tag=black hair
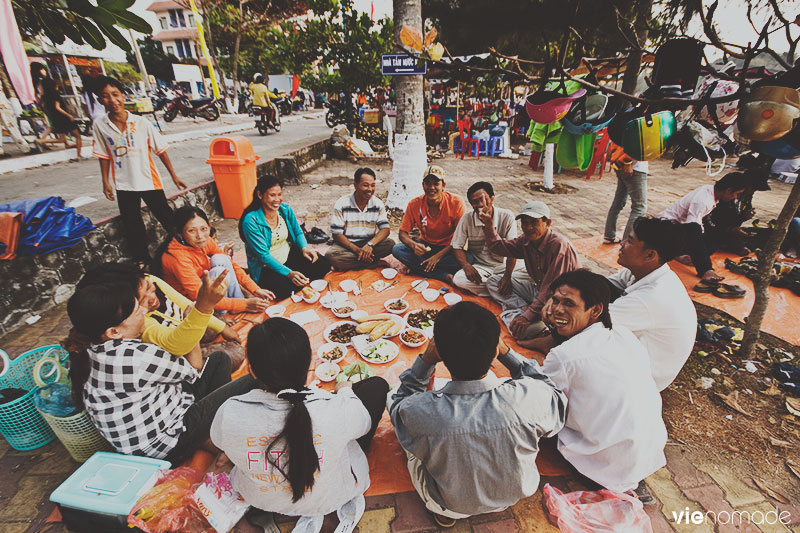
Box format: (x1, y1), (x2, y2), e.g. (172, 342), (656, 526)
(247, 318), (318, 502)
(63, 284), (137, 407)
(354, 167), (376, 185)
(632, 217), (686, 264)
(255, 75), (265, 84)
(93, 76), (126, 96)
(434, 301), (500, 380)
(77, 262), (145, 292)
(238, 175), (283, 241)
(466, 181), (494, 201)
(714, 171), (749, 193)
(549, 269), (613, 329)
(30, 63), (47, 86)
(151, 204), (206, 275)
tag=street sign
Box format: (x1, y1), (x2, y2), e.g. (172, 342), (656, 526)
(381, 54), (427, 76)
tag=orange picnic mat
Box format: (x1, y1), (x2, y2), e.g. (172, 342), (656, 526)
(226, 269), (574, 496)
(572, 236), (800, 346)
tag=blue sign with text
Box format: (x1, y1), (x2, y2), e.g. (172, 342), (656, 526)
(381, 54), (427, 75)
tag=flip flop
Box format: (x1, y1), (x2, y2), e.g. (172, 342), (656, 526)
(693, 279), (720, 292)
(603, 237), (621, 245)
(713, 284), (746, 298)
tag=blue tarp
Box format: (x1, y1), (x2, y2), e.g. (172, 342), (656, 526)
(0, 197), (95, 256)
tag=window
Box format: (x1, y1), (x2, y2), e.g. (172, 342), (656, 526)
(175, 39), (193, 58)
(187, 14), (195, 27)
(166, 45), (175, 56)
(168, 9), (185, 28)
(159, 17), (168, 30)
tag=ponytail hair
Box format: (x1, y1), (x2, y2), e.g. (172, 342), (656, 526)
(238, 175), (283, 241)
(150, 204), (206, 276)
(64, 283), (137, 407)
(247, 318), (317, 502)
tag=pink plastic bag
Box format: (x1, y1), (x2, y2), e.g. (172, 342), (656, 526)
(128, 467), (214, 533)
(542, 483), (653, 533)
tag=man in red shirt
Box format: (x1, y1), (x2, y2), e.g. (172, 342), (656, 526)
(392, 166), (467, 282)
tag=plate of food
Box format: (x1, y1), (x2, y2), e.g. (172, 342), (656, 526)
(405, 309), (439, 334)
(336, 362), (376, 383)
(323, 321), (359, 345)
(320, 291), (347, 309)
(315, 361), (340, 382)
(331, 302), (356, 318)
(384, 298), (409, 314)
(399, 327), (428, 348)
(317, 342), (347, 363)
(300, 286), (320, 303)
(354, 313), (404, 340)
(352, 335), (400, 364)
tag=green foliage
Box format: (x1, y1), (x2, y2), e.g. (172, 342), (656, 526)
(104, 61), (142, 85)
(12, 0), (152, 52)
(126, 37), (178, 84)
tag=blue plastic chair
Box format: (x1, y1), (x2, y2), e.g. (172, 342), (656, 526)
(488, 135), (504, 156)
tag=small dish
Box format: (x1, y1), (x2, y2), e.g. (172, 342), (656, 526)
(339, 279), (357, 293)
(421, 288), (439, 302)
(265, 305), (286, 317)
(399, 327), (428, 348)
(302, 290), (320, 304)
(332, 301), (356, 318)
(317, 342), (347, 363)
(350, 309), (368, 322)
(320, 291), (347, 309)
(315, 361), (340, 382)
(290, 292), (303, 303)
(384, 298), (409, 314)
(443, 293), (462, 306)
(381, 268), (398, 279)
(310, 279), (328, 292)
(411, 280), (429, 293)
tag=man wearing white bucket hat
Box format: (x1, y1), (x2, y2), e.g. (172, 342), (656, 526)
(479, 200), (580, 341)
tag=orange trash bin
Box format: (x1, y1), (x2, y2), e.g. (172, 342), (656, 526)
(206, 136), (260, 219)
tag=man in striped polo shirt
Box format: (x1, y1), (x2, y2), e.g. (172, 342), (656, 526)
(325, 167), (395, 271)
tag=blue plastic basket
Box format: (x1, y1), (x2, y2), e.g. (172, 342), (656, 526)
(0, 345), (63, 450)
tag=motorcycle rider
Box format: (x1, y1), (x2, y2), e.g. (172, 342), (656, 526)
(249, 74), (278, 127)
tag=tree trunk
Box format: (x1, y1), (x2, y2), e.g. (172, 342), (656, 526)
(387, 0), (426, 210)
(0, 61), (17, 99)
(739, 178), (800, 357)
(232, 2), (243, 98)
(621, 0), (653, 95)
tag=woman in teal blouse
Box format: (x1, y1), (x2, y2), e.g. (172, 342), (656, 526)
(239, 175), (331, 300)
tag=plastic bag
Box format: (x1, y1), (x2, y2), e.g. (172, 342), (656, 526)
(128, 467), (215, 533)
(33, 382), (77, 417)
(193, 472), (249, 533)
(542, 483), (653, 533)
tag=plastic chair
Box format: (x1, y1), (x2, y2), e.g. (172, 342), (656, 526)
(457, 119), (480, 159)
(585, 129), (611, 179)
(489, 135), (504, 156)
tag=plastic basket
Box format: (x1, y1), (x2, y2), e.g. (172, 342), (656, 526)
(0, 346), (61, 450)
(38, 408), (112, 462)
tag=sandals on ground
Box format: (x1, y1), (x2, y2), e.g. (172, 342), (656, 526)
(602, 237), (621, 245)
(693, 279), (720, 293)
(713, 283), (746, 299)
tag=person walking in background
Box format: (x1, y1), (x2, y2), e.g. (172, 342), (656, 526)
(603, 147), (648, 244)
(91, 76), (187, 265)
(30, 62), (82, 159)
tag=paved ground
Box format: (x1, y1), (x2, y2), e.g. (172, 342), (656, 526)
(1, 148), (799, 532)
(0, 112), (329, 222)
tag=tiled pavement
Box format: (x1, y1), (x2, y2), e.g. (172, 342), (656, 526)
(1, 151), (799, 532)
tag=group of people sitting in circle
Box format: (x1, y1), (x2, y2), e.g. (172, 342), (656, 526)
(63, 161), (735, 530)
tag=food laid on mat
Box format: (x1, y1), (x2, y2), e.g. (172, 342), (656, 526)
(331, 302), (356, 318)
(370, 280), (391, 292)
(324, 321), (359, 345)
(354, 314), (403, 340)
(265, 304), (286, 317)
(406, 309), (439, 330)
(411, 279), (429, 292)
(384, 298), (409, 314)
(352, 335), (400, 364)
(315, 361), (340, 382)
(317, 343), (347, 363)
(400, 328), (428, 348)
(337, 362), (376, 383)
(320, 291), (347, 308)
(310, 279), (328, 292)
(301, 286), (319, 303)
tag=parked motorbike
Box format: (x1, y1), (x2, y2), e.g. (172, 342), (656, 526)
(324, 100), (360, 128)
(238, 91), (253, 115)
(254, 103), (281, 135)
(272, 92), (293, 116)
(163, 92), (220, 122)
(151, 88), (175, 112)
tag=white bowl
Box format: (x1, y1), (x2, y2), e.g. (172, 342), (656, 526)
(315, 362), (340, 382)
(381, 268), (398, 279)
(331, 301), (356, 318)
(339, 279), (358, 293)
(350, 310), (368, 322)
(399, 327), (428, 348)
(317, 343), (347, 363)
(302, 291), (320, 304)
(443, 293), (462, 306)
(320, 291), (347, 309)
(411, 280), (429, 293)
(310, 279), (328, 292)
(290, 292), (303, 303)
(265, 305), (286, 317)
(421, 288), (439, 302)
(384, 298), (410, 314)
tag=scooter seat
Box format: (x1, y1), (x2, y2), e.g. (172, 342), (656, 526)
(190, 97), (214, 105)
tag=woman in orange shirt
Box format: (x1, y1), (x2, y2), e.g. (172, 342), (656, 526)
(158, 205), (275, 313)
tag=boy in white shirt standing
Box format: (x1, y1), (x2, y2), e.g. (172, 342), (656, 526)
(658, 172), (749, 282)
(92, 77), (187, 265)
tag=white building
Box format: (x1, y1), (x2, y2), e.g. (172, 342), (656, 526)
(146, 0), (205, 65)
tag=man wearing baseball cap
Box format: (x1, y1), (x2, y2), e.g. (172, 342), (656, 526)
(392, 165), (466, 282)
(478, 200), (580, 342)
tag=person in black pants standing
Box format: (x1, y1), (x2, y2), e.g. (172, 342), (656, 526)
(91, 76), (187, 265)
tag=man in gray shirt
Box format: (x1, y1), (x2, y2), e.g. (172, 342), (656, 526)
(388, 301), (567, 528)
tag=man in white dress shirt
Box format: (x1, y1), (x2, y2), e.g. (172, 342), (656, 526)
(609, 217), (697, 390)
(539, 269), (667, 495)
